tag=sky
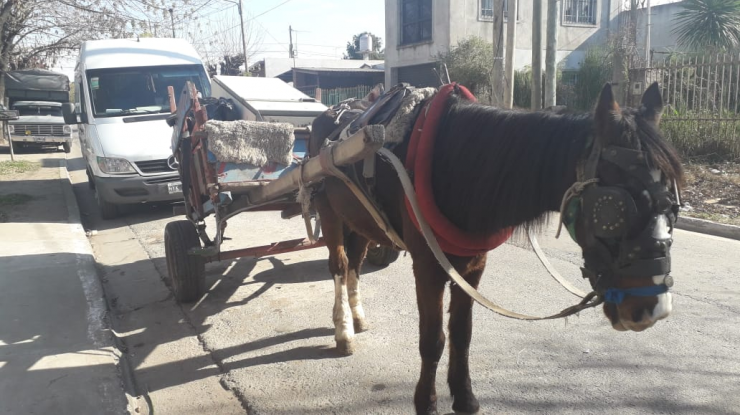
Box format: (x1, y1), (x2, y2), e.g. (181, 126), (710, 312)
(52, 0), (682, 79)
(53, 0), (386, 78)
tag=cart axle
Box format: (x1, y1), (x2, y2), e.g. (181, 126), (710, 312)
(207, 237), (326, 263)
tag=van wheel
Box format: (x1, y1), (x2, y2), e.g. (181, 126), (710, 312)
(62, 142), (71, 153)
(96, 190), (118, 220)
(86, 169), (95, 190)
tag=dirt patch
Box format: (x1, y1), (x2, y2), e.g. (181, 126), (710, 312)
(681, 162), (740, 226)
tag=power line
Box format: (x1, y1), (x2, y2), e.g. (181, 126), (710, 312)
(245, 0), (296, 22)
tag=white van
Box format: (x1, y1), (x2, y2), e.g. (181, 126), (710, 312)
(63, 38), (210, 219)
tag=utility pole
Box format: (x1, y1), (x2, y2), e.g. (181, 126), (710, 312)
(544, 0), (559, 108)
(289, 26), (295, 58)
(504, 0), (518, 108)
(168, 8), (175, 38)
(238, 0), (248, 75)
(531, 0), (543, 110)
(644, 0), (651, 64)
(491, 0), (505, 106)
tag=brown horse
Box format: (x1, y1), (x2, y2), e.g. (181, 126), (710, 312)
(309, 83), (683, 415)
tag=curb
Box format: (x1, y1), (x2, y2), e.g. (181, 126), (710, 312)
(58, 158), (139, 414)
(676, 215), (740, 242)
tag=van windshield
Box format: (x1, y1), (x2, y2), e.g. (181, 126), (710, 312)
(86, 65), (210, 118)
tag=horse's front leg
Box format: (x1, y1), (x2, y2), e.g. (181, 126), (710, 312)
(447, 255), (486, 414)
(345, 232), (371, 332)
(412, 259), (448, 415)
(315, 195), (355, 355)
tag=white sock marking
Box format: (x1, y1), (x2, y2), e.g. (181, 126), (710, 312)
(333, 274), (354, 342)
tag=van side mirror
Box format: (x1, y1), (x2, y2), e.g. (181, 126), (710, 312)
(62, 103), (77, 124)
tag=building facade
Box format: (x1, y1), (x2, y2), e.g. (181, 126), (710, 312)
(385, 0), (622, 87)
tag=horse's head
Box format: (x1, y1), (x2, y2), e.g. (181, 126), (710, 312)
(566, 82), (683, 332)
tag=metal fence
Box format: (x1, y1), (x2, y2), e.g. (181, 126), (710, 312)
(318, 85), (374, 107)
(630, 53), (740, 160)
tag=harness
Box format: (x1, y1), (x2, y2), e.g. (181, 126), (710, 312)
(558, 134), (679, 304)
(404, 83), (514, 256)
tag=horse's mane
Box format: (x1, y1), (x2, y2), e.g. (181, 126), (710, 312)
(430, 98), (684, 236)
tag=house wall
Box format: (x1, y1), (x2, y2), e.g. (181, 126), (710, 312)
(631, 2), (685, 58)
(385, 0), (622, 87)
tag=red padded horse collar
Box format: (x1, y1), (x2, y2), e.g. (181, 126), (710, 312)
(404, 83), (513, 257)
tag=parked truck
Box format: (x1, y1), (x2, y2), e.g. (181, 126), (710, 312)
(3, 69), (73, 153)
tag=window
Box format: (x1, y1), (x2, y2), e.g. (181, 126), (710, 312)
(480, 0), (519, 22)
(86, 65), (210, 118)
(13, 104), (62, 117)
(563, 0), (598, 25)
(401, 0), (432, 45)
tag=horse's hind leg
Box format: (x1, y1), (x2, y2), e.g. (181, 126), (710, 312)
(345, 232), (371, 332)
(315, 194), (355, 355)
(447, 255), (486, 414)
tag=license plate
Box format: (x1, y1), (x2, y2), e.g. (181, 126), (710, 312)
(33, 136), (47, 142)
(167, 182), (182, 194)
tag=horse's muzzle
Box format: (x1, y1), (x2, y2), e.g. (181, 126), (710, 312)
(604, 291), (673, 332)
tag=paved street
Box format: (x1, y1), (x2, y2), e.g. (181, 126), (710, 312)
(62, 139), (740, 415)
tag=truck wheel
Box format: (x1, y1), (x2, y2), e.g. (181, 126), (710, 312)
(62, 142), (71, 153)
(96, 190), (118, 220)
(366, 244), (401, 268)
(164, 220), (206, 303)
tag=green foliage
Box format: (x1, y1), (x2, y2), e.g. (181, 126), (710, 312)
(513, 66), (532, 109)
(673, 0), (740, 51)
(439, 37), (493, 97)
(571, 49), (613, 111)
(345, 32), (384, 60)
(661, 117), (740, 161)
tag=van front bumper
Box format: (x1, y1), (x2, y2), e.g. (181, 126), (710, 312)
(95, 173), (183, 204)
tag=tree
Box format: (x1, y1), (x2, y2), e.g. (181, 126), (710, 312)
(184, 11), (263, 76)
(673, 0), (740, 52)
(439, 37), (493, 98)
(344, 32), (384, 60)
(0, 0), (216, 102)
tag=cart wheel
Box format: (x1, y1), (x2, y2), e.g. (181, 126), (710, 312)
(62, 142), (71, 153)
(164, 220), (206, 303)
(365, 244), (400, 268)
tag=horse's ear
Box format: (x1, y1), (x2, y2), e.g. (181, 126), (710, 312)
(641, 82), (664, 125)
(594, 83), (621, 135)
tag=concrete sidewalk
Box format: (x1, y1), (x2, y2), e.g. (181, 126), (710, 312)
(0, 152), (129, 415)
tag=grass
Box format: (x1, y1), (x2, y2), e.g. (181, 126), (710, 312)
(0, 160), (40, 175)
(0, 193), (34, 206)
(682, 211), (740, 227)
(0, 193), (34, 223)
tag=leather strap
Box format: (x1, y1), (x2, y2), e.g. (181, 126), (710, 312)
(320, 145), (407, 251)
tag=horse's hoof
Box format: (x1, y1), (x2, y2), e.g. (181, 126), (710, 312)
(336, 338), (356, 356)
(353, 318), (369, 333)
(451, 397), (480, 414)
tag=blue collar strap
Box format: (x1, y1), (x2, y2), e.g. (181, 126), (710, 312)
(604, 284), (670, 304)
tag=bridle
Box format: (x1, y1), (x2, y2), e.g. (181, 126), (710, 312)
(559, 136), (681, 305)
